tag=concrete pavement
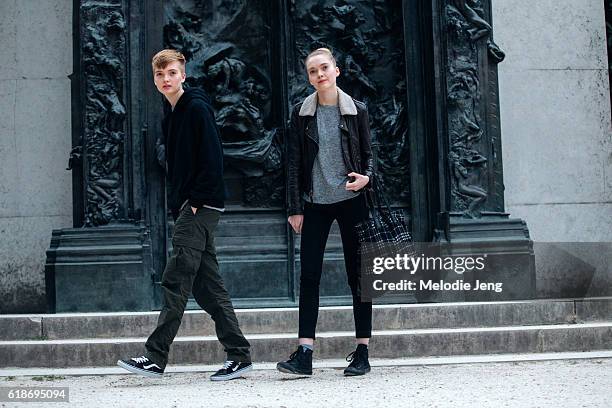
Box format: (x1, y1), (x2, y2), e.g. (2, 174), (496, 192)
(1, 356), (610, 408)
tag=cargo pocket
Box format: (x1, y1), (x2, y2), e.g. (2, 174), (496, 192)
(172, 206), (207, 251)
(172, 207), (195, 247)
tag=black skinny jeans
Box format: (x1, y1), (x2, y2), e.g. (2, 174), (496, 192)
(298, 194), (372, 339)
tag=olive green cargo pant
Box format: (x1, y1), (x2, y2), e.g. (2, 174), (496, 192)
(145, 206), (251, 369)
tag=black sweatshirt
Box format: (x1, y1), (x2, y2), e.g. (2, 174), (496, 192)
(161, 88), (225, 212)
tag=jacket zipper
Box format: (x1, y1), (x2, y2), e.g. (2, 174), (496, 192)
(338, 119), (352, 173)
(305, 122), (316, 201)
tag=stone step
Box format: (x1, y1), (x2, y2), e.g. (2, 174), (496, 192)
(1, 322), (610, 368)
(2, 298), (610, 341)
(4, 350), (612, 377)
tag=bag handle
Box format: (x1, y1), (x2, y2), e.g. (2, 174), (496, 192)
(371, 174), (392, 214)
(364, 187), (382, 229)
(363, 174), (393, 230)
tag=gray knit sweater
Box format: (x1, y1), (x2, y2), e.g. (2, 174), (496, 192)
(308, 104), (356, 204)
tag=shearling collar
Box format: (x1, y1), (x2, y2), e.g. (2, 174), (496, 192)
(298, 87), (357, 116)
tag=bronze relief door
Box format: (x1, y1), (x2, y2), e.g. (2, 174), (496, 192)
(149, 0), (425, 308)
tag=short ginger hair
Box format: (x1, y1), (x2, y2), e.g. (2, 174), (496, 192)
(152, 49), (186, 73)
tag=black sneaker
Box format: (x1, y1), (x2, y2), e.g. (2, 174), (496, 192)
(343, 344), (371, 376)
(210, 360), (253, 381)
(276, 345), (313, 375)
(117, 355), (164, 377)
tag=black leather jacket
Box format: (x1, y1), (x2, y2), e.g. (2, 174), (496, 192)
(287, 95), (374, 216)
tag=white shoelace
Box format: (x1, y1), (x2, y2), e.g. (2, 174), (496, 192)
(222, 360), (235, 369)
(132, 356), (149, 364)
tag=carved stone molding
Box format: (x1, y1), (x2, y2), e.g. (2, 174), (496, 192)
(162, 0), (410, 205)
(164, 0), (283, 207)
(444, 0), (504, 218)
(79, 0), (128, 226)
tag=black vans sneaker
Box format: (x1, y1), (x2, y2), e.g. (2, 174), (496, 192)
(117, 355), (164, 377)
(210, 360), (253, 381)
(343, 344), (371, 376)
(276, 345), (313, 375)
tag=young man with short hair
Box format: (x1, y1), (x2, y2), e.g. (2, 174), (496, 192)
(117, 49), (252, 381)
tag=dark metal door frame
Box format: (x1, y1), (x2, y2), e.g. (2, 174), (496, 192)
(140, 0), (439, 307)
(142, 0), (169, 307)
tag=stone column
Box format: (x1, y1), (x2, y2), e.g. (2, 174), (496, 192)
(430, 0), (536, 301)
(45, 0), (153, 312)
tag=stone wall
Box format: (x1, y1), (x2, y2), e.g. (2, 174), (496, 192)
(493, 0), (612, 242)
(493, 0), (611, 298)
(0, 0), (73, 313)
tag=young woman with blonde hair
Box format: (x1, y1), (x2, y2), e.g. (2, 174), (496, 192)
(277, 48), (374, 376)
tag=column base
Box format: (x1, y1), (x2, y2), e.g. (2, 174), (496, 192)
(429, 212), (536, 302)
(45, 224), (154, 313)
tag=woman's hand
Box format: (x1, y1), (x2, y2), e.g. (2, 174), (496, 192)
(288, 215), (304, 234)
(346, 172), (370, 191)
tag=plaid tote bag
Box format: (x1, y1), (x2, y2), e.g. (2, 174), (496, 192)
(355, 175), (416, 298)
